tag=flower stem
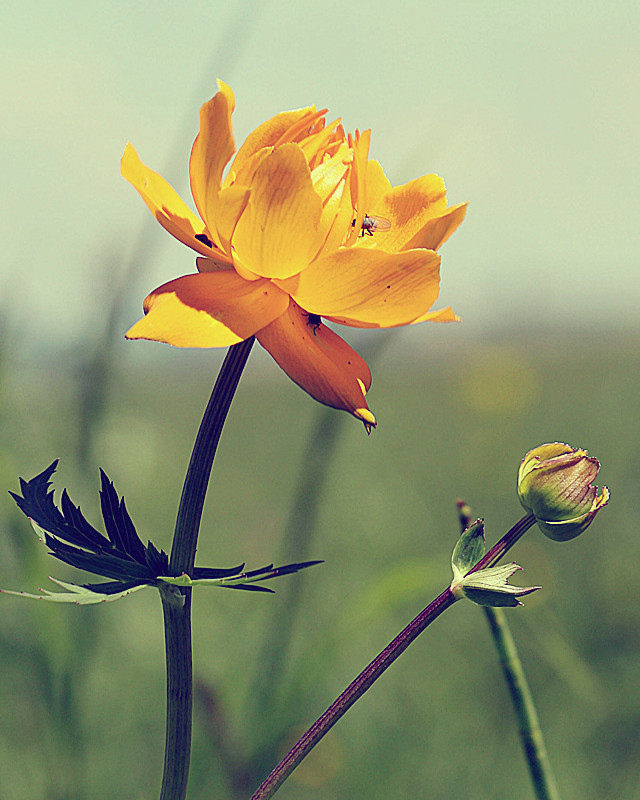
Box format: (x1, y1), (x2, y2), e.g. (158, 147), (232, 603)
(159, 337), (255, 800)
(457, 505), (560, 800)
(483, 606), (562, 800)
(249, 511), (539, 800)
(249, 587), (457, 800)
(468, 512), (537, 573)
(170, 337), (256, 575)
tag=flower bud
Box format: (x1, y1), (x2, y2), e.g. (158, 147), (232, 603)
(517, 443), (609, 541)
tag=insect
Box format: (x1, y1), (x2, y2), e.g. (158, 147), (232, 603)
(306, 313), (322, 334)
(194, 233), (213, 247)
(352, 214), (391, 237)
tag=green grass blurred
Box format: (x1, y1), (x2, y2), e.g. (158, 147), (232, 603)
(0, 328), (638, 800)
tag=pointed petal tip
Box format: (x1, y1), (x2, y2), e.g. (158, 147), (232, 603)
(356, 407), (377, 434)
(124, 321), (147, 342)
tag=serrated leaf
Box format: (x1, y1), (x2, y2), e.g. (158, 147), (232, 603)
(99, 471), (147, 564)
(7, 464), (323, 604)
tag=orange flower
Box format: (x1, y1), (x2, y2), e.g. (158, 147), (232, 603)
(123, 81), (467, 431)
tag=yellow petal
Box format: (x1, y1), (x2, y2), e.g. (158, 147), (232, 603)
(310, 145), (351, 204)
(189, 80), (236, 244)
(231, 146), (273, 187)
(231, 143), (323, 280)
(230, 107), (319, 178)
(121, 143), (222, 258)
(273, 108), (329, 147)
(345, 129), (371, 246)
(359, 174), (448, 253)
(299, 118), (343, 165)
(403, 202), (469, 251)
(366, 160), (392, 209)
(125, 272), (289, 348)
(313, 147), (356, 254)
(256, 301), (375, 429)
(214, 184), (251, 253)
(279, 247), (442, 327)
(411, 306), (461, 324)
(306, 122), (347, 170)
(310, 146), (352, 253)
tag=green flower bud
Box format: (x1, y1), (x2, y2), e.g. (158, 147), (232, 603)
(517, 443), (609, 541)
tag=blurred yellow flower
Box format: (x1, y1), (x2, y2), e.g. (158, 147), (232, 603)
(123, 81), (467, 430)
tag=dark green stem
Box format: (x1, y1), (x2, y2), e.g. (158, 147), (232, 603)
(159, 337), (255, 800)
(159, 586), (193, 800)
(483, 607), (562, 800)
(170, 338), (255, 575)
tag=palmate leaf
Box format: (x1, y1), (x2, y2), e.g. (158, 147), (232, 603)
(3, 462), (323, 604)
(9, 461), (166, 581)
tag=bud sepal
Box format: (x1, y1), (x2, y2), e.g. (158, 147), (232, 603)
(451, 518), (486, 576)
(450, 520), (540, 607)
(451, 563), (541, 607)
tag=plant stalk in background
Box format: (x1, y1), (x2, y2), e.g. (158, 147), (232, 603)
(458, 501), (561, 800)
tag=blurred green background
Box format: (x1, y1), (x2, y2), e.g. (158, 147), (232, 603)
(1, 0), (638, 798)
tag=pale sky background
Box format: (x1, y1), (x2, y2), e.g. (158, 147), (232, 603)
(2, 0), (638, 357)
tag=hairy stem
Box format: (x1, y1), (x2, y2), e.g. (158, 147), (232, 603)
(249, 512), (538, 800)
(249, 587), (457, 800)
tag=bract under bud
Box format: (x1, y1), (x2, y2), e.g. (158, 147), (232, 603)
(517, 443), (609, 541)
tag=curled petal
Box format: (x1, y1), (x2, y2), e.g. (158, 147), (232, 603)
(229, 107), (321, 179)
(273, 108), (329, 147)
(126, 272), (289, 348)
(232, 144), (323, 280)
(279, 247), (442, 327)
(121, 144), (220, 258)
(256, 302), (376, 430)
(300, 118), (343, 165)
(404, 202), (469, 251)
(189, 81), (236, 244)
(360, 174), (449, 253)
